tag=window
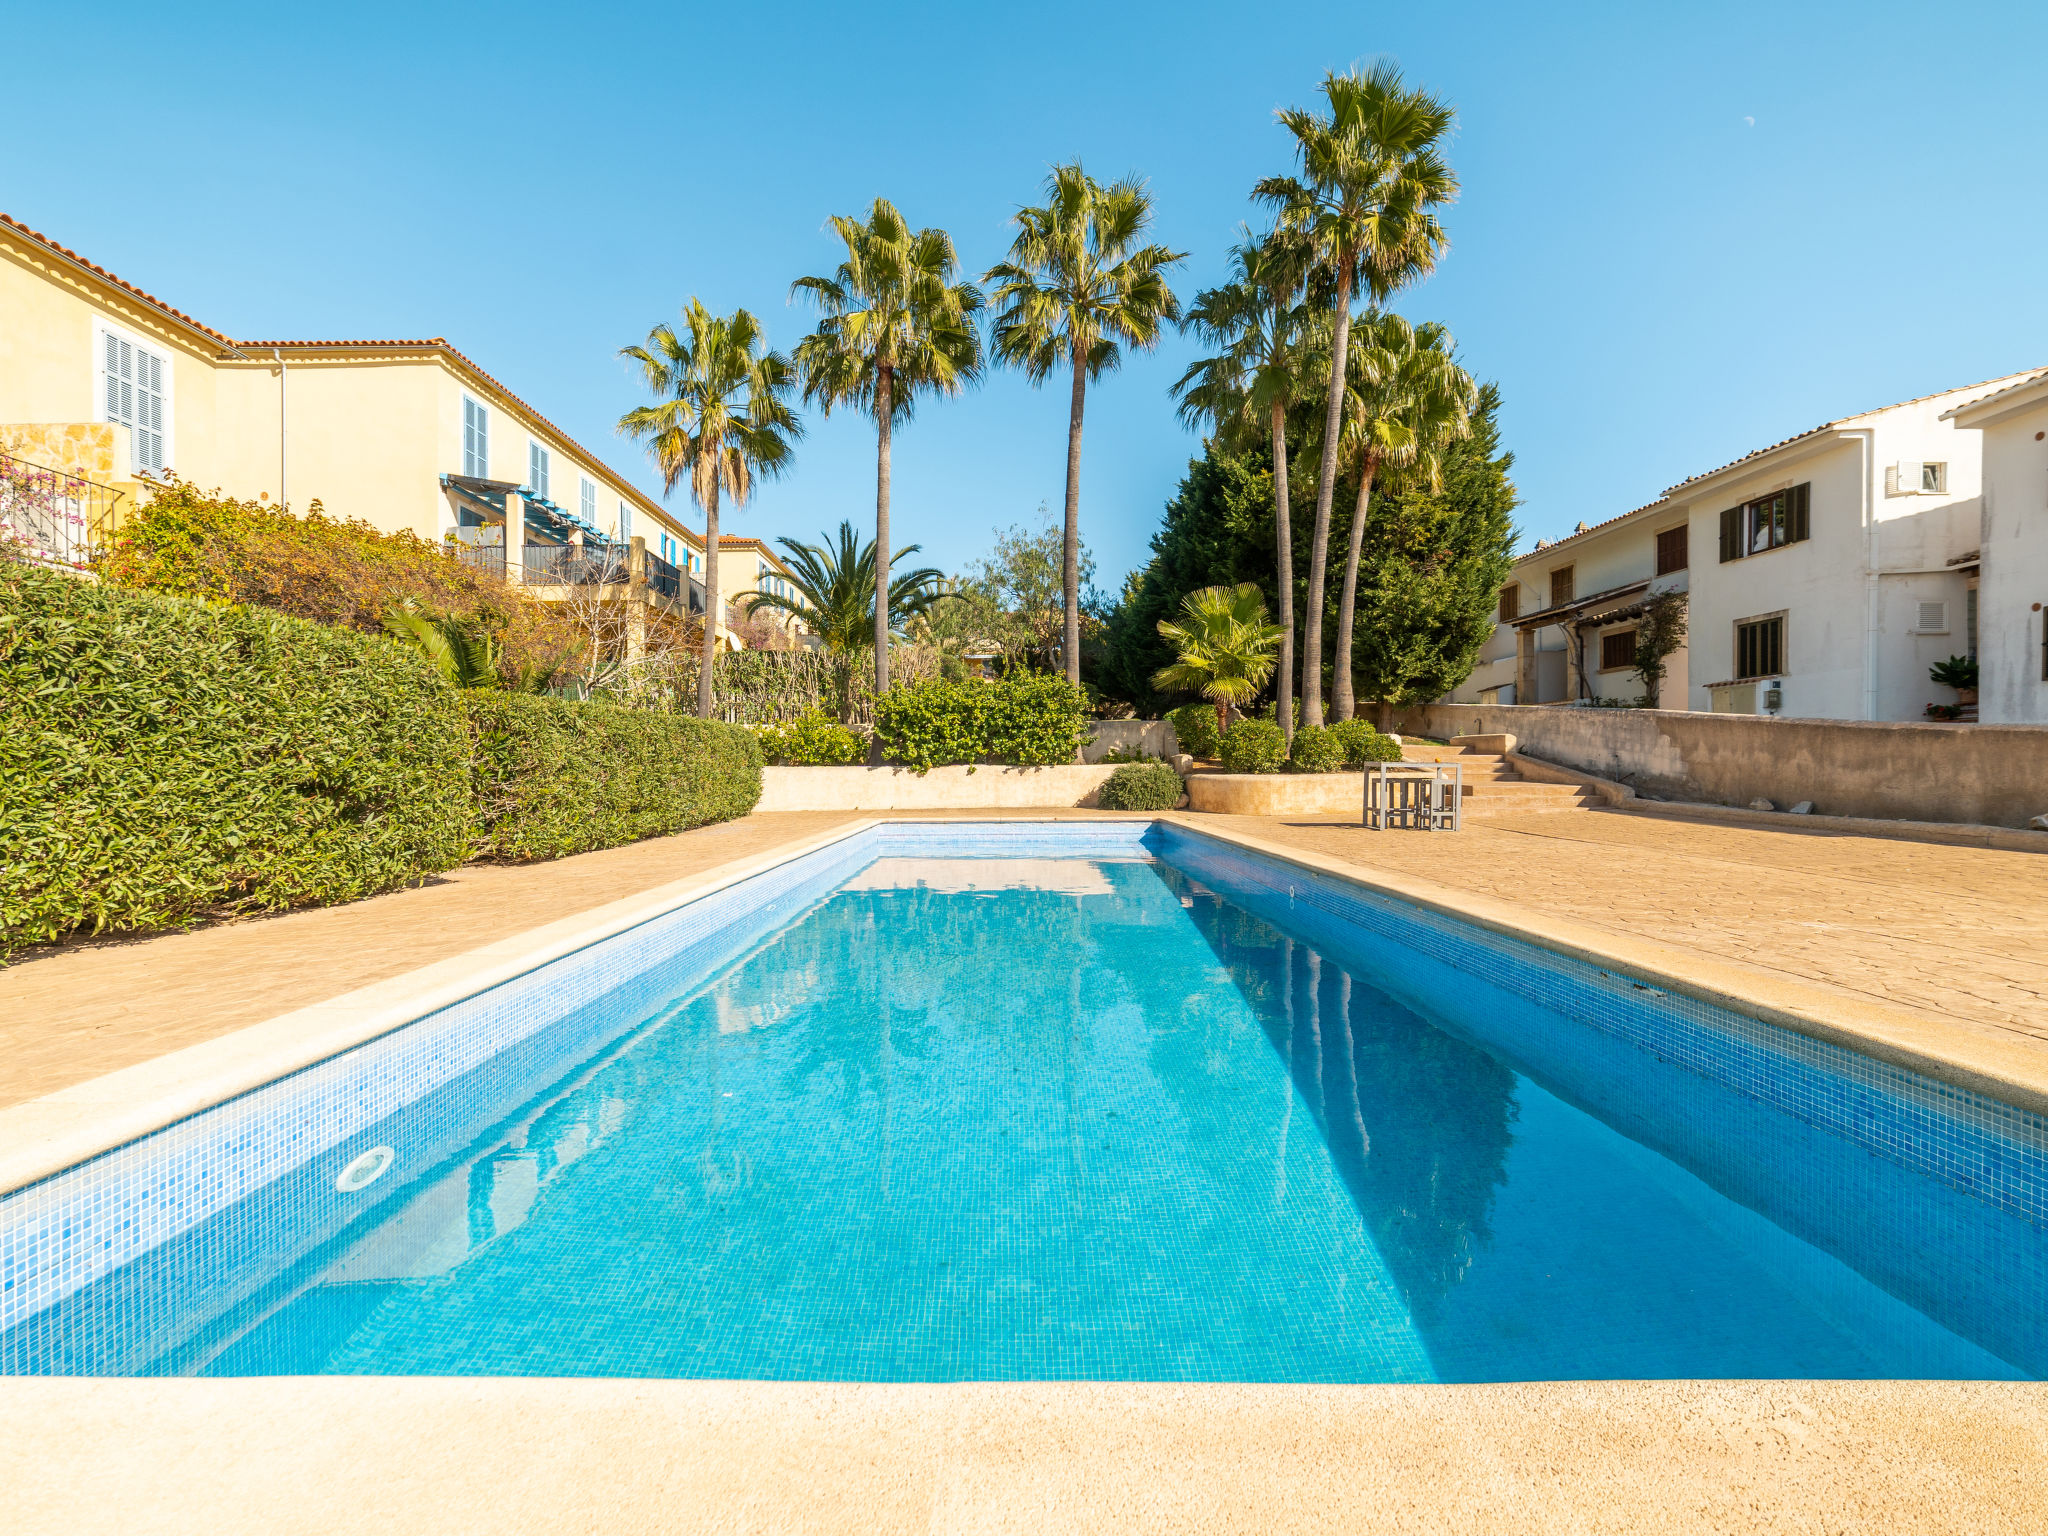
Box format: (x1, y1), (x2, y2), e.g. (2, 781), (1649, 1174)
(462, 397), (488, 478)
(580, 477), (597, 525)
(1498, 584), (1520, 622)
(1599, 628), (1637, 672)
(528, 442), (550, 499)
(102, 331), (169, 472)
(1914, 600), (1949, 634)
(618, 500), (633, 542)
(1922, 462), (1947, 493)
(1655, 525), (1689, 576)
(1550, 566), (1575, 608)
(1735, 614), (1785, 680)
(1718, 483), (1810, 561)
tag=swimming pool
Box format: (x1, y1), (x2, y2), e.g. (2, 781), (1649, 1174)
(2, 821), (2042, 1379)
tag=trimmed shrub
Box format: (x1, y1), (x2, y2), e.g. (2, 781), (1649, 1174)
(755, 711), (866, 766)
(873, 675), (1089, 772)
(1285, 723), (1345, 773)
(1219, 718), (1287, 774)
(1328, 719), (1404, 767)
(872, 679), (992, 772)
(1166, 702), (1221, 759)
(984, 672), (1090, 766)
(466, 694), (762, 861)
(1, 561), (472, 954)
(1097, 761), (1185, 811)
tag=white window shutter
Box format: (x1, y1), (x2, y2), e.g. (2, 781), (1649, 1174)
(1898, 461), (1922, 495)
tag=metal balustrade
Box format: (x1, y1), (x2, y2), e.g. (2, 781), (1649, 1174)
(0, 451), (123, 569)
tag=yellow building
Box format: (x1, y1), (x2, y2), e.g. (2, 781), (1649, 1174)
(0, 210), (811, 646)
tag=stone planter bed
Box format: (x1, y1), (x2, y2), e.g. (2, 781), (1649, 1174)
(756, 764), (1124, 812)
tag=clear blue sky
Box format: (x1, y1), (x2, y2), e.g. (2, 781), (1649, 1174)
(6, 1), (2045, 585)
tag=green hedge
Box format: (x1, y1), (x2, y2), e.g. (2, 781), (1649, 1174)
(1, 563), (764, 956)
(466, 693), (762, 860)
(872, 675), (1090, 773)
(1097, 761), (1184, 811)
(1329, 719), (1404, 766)
(1, 561), (472, 952)
(754, 711), (867, 766)
(1219, 718), (1287, 774)
(1166, 702), (1221, 759)
(1285, 724), (1345, 773)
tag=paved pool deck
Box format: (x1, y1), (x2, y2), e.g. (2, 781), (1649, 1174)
(5, 803), (2047, 1534)
(6, 804), (2046, 1110)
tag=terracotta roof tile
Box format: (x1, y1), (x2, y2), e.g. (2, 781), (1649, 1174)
(3, 211), (700, 543)
(0, 211), (232, 345)
(1662, 367), (2045, 496)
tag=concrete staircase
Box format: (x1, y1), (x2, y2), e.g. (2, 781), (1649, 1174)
(1398, 742), (1598, 817)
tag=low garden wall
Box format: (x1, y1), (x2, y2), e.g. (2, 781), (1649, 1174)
(1081, 720), (1179, 763)
(758, 765), (1121, 812)
(1184, 774), (1363, 817)
(1392, 702), (2048, 829)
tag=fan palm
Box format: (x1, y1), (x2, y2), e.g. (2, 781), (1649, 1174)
(619, 301), (800, 717)
(382, 598), (501, 688)
(1171, 226), (1314, 745)
(1328, 312), (1477, 720)
(791, 199), (983, 696)
(1151, 583), (1284, 740)
(1257, 62), (1457, 724)
(987, 163), (1185, 686)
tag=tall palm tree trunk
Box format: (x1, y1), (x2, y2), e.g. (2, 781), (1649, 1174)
(1331, 461), (1376, 721)
(874, 367), (893, 694)
(698, 480), (720, 718)
(1061, 348), (1087, 687)
(1301, 259), (1354, 726)
(1269, 399), (1296, 745)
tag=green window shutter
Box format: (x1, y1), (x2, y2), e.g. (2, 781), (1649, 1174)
(1788, 483), (1810, 544)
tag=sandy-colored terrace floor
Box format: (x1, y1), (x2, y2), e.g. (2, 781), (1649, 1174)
(4, 805), (2046, 1111)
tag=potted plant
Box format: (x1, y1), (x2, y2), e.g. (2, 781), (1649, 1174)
(1929, 654), (1978, 707)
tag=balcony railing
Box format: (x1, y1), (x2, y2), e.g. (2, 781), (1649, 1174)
(644, 549), (707, 613)
(0, 451), (123, 569)
(522, 541), (627, 587)
(451, 524), (505, 577)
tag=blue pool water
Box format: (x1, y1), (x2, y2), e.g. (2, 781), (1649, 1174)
(3, 827), (2043, 1380)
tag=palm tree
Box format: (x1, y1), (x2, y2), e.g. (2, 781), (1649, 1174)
(737, 520), (946, 720)
(1172, 227), (1314, 746)
(1329, 312), (1477, 720)
(619, 301), (800, 717)
(987, 163), (1185, 687)
(382, 598), (501, 689)
(1152, 583), (1284, 741)
(791, 199), (983, 697)
(1257, 62), (1457, 724)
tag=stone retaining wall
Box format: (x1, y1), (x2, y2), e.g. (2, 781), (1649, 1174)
(757, 765), (1122, 812)
(1393, 703), (2048, 829)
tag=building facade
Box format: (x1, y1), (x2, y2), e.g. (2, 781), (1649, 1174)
(0, 211), (812, 649)
(1453, 369), (2046, 722)
(1947, 374), (2048, 725)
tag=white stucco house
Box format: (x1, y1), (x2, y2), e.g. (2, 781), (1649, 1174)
(1943, 371), (2048, 725)
(1454, 497), (1691, 709)
(1452, 368), (2046, 722)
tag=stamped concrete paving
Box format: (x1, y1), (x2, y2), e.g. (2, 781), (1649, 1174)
(5, 1378), (2045, 1536)
(3, 806), (2047, 1112)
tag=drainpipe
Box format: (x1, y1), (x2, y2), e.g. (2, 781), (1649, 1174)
(273, 348), (288, 509)
(1852, 427), (1878, 720)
